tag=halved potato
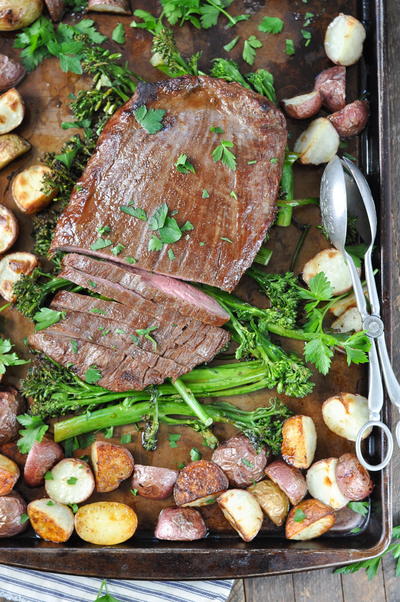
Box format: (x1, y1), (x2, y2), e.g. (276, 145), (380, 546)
(0, 88), (24, 135)
(0, 491), (27, 537)
(306, 458), (350, 510)
(0, 0), (43, 31)
(328, 100), (369, 137)
(0, 134), (30, 169)
(324, 13), (366, 66)
(44, 0), (64, 21)
(335, 453), (374, 501)
(24, 439), (64, 487)
(155, 507), (207, 541)
(44, 458), (95, 505)
(173, 460), (229, 507)
(314, 66), (346, 112)
(0, 205), (18, 254)
(294, 118), (339, 165)
(91, 440), (134, 493)
(87, 0), (130, 14)
(285, 499), (335, 540)
(281, 415), (317, 469)
(12, 164), (56, 214)
(0, 55), (26, 93)
(218, 489), (263, 542)
(247, 479), (289, 527)
(322, 393), (372, 441)
(27, 498), (74, 543)
(281, 91), (322, 120)
(75, 501), (138, 545)
(303, 249), (355, 296)
(0, 252), (38, 302)
(0, 453), (19, 495)
(332, 306), (362, 333)
(264, 460), (307, 506)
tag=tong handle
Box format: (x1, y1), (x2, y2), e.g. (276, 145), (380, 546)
(344, 251), (369, 318)
(368, 338), (384, 419)
(376, 333), (400, 410)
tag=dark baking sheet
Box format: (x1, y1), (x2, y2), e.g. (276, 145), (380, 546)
(0, 0), (392, 578)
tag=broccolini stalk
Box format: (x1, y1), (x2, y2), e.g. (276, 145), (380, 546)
(141, 386), (160, 451)
(276, 151), (298, 227)
(171, 377), (213, 426)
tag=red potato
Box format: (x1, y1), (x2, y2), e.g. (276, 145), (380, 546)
(87, 0), (131, 14)
(45, 458), (95, 504)
(281, 91), (322, 120)
(44, 0), (64, 21)
(294, 118), (339, 165)
(173, 460), (229, 507)
(91, 440), (134, 493)
(0, 491), (27, 537)
(328, 100), (369, 137)
(217, 489), (263, 542)
(0, 252), (38, 302)
(131, 465), (177, 500)
(0, 88), (25, 135)
(247, 479), (290, 527)
(265, 460), (307, 506)
(335, 453), (374, 501)
(0, 205), (18, 254)
(0, 387), (24, 444)
(24, 438), (64, 487)
(0, 454), (19, 495)
(0, 442), (26, 468)
(281, 415), (317, 469)
(306, 458), (350, 510)
(211, 435), (268, 488)
(27, 498), (74, 543)
(0, 55), (26, 92)
(314, 66), (346, 112)
(285, 499), (335, 540)
(155, 507), (207, 541)
(75, 501), (138, 545)
(322, 393), (372, 441)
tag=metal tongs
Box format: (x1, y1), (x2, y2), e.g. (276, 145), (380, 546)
(320, 155), (400, 471)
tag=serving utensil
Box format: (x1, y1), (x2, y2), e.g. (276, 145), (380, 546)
(320, 156), (394, 471)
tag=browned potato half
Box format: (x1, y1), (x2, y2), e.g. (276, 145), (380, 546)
(294, 118), (339, 165)
(132, 465), (177, 500)
(0, 0), (43, 31)
(87, 0), (130, 14)
(328, 100), (369, 137)
(44, 0), (64, 21)
(211, 434), (268, 488)
(303, 248), (355, 296)
(174, 460), (229, 507)
(75, 501), (138, 545)
(0, 55), (26, 92)
(335, 453), (374, 501)
(314, 66), (346, 112)
(91, 440), (134, 493)
(0, 453), (19, 494)
(0, 252), (38, 302)
(218, 489), (263, 542)
(265, 460), (307, 506)
(45, 458), (95, 504)
(285, 499), (335, 540)
(0, 491), (27, 536)
(0, 134), (30, 170)
(306, 458), (350, 510)
(0, 88), (24, 135)
(27, 498), (74, 543)
(24, 439), (64, 487)
(281, 415), (317, 469)
(332, 306), (362, 333)
(0, 205), (18, 254)
(322, 393), (372, 441)
(12, 164), (56, 214)
(155, 507), (207, 541)
(248, 479), (289, 527)
(281, 91), (322, 120)
(324, 13), (366, 66)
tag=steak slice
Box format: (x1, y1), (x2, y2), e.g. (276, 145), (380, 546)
(51, 75), (287, 291)
(60, 253), (228, 326)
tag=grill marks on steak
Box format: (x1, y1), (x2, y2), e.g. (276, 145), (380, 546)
(50, 75), (287, 291)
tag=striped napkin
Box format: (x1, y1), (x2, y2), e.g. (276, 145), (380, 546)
(0, 565), (234, 602)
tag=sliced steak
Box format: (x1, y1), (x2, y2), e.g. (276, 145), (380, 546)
(51, 75), (287, 291)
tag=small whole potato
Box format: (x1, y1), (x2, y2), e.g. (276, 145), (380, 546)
(306, 457), (350, 510)
(281, 415), (317, 469)
(0, 205), (18, 254)
(294, 118), (339, 165)
(173, 460), (228, 507)
(314, 66), (346, 112)
(281, 91), (322, 120)
(12, 165), (56, 214)
(332, 306), (362, 333)
(322, 393), (372, 441)
(218, 489), (263, 542)
(328, 100), (369, 137)
(0, 55), (26, 92)
(75, 501), (138, 545)
(264, 460), (307, 506)
(0, 0), (43, 31)
(0, 252), (38, 302)
(335, 453), (374, 500)
(303, 249), (355, 296)
(248, 479), (289, 527)
(285, 498), (335, 540)
(324, 13), (366, 66)
(27, 498), (74, 543)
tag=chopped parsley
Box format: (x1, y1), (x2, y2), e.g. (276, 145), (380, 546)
(248, 160), (257, 165)
(241, 458), (254, 468)
(285, 39), (295, 56)
(44, 471), (54, 480)
(89, 307), (107, 315)
(134, 105), (165, 134)
(294, 508), (306, 522)
(168, 248), (176, 261)
(199, 241), (205, 246)
(202, 189), (210, 198)
(120, 433), (132, 444)
(67, 476), (78, 485)
(130, 488), (138, 496)
(230, 190), (238, 200)
(97, 224), (110, 235)
(181, 221), (194, 232)
(301, 29), (312, 47)
(168, 433), (181, 448)
(223, 36), (240, 52)
(90, 237), (113, 250)
(112, 23), (126, 44)
(211, 140), (237, 171)
(125, 256), (137, 264)
(348, 501), (369, 516)
(20, 513), (29, 525)
(175, 154), (195, 174)
(70, 339), (79, 353)
(221, 237), (233, 243)
(190, 447), (202, 461)
(136, 325), (158, 349)
(270, 157), (278, 164)
(88, 280), (97, 288)
(70, 503), (79, 513)
(112, 243), (125, 256)
(350, 527), (362, 534)
(258, 16), (284, 34)
(103, 426), (114, 439)
(46, 500), (55, 506)
(84, 366), (102, 384)
(210, 126), (224, 134)
(243, 35), (262, 66)
(120, 204), (147, 220)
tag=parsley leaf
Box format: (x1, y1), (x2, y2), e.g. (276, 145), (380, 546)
(304, 338), (334, 375)
(134, 106), (165, 134)
(241, 458), (254, 468)
(258, 16), (284, 34)
(120, 205), (147, 220)
(190, 447), (202, 461)
(301, 29), (312, 47)
(181, 221), (194, 232)
(111, 243), (125, 256)
(294, 508), (306, 522)
(210, 126), (224, 134)
(67, 476), (78, 485)
(211, 140), (237, 170)
(175, 154), (195, 174)
(70, 340), (79, 353)
(223, 36), (240, 52)
(343, 331), (370, 365)
(168, 248), (176, 261)
(148, 203), (168, 231)
(243, 35), (263, 65)
(17, 414), (48, 453)
(84, 366), (102, 384)
(33, 308), (65, 331)
(168, 433), (181, 448)
(159, 217), (183, 244)
(120, 433), (132, 444)
(148, 235), (164, 252)
(299, 272), (333, 301)
(112, 24), (126, 44)
(285, 39), (296, 55)
(90, 237), (113, 250)
(202, 189), (210, 198)
(136, 325), (158, 349)
(94, 579), (122, 602)
(0, 338), (29, 375)
(348, 501), (370, 516)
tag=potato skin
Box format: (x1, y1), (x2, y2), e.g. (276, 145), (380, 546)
(335, 453), (373, 501)
(281, 415), (317, 469)
(0, 441), (27, 468)
(217, 489), (263, 542)
(44, 0), (64, 21)
(173, 460), (229, 507)
(0, 134), (30, 170)
(0, 55), (26, 92)
(282, 91), (322, 120)
(0, 0), (43, 31)
(155, 507), (207, 541)
(132, 465), (177, 500)
(24, 439), (64, 487)
(27, 498), (74, 543)
(314, 66), (346, 112)
(211, 435), (268, 488)
(0, 491), (27, 537)
(248, 479), (289, 526)
(75, 501), (138, 545)
(306, 458), (349, 510)
(91, 440), (134, 493)
(285, 499), (335, 540)
(0, 204), (18, 254)
(328, 100), (369, 137)
(265, 460), (307, 506)
(87, 0), (131, 14)
(0, 454), (19, 495)
(0, 387), (24, 444)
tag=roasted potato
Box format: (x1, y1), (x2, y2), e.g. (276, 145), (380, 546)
(322, 393), (372, 441)
(0, 0), (43, 31)
(328, 100), (369, 137)
(173, 460), (229, 507)
(0, 491), (27, 536)
(335, 453), (374, 500)
(75, 501), (138, 545)
(44, 0), (64, 21)
(0, 387), (24, 444)
(211, 435), (268, 488)
(303, 249), (355, 296)
(0, 453), (19, 495)
(281, 90), (322, 120)
(87, 0), (131, 14)
(281, 415), (317, 469)
(264, 460), (307, 506)
(132, 465), (177, 500)
(0, 205), (18, 254)
(332, 306), (362, 332)
(45, 458), (95, 504)
(306, 458), (350, 510)
(314, 66), (346, 112)
(0, 252), (38, 302)
(324, 13), (366, 66)
(155, 507), (207, 541)
(0, 134), (30, 170)
(294, 118), (339, 165)
(218, 489), (263, 542)
(27, 498), (74, 543)
(285, 499), (335, 540)
(0, 88), (24, 135)
(24, 439), (64, 487)
(0, 55), (26, 92)
(91, 440), (134, 493)
(330, 291), (359, 317)
(247, 479), (289, 527)
(12, 164), (56, 214)
(0, 442), (26, 468)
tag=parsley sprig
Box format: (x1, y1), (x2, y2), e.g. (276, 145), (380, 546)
(159, 0), (250, 30)
(211, 140), (237, 170)
(0, 338), (29, 375)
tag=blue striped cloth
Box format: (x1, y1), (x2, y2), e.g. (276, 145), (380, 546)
(0, 565), (234, 601)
